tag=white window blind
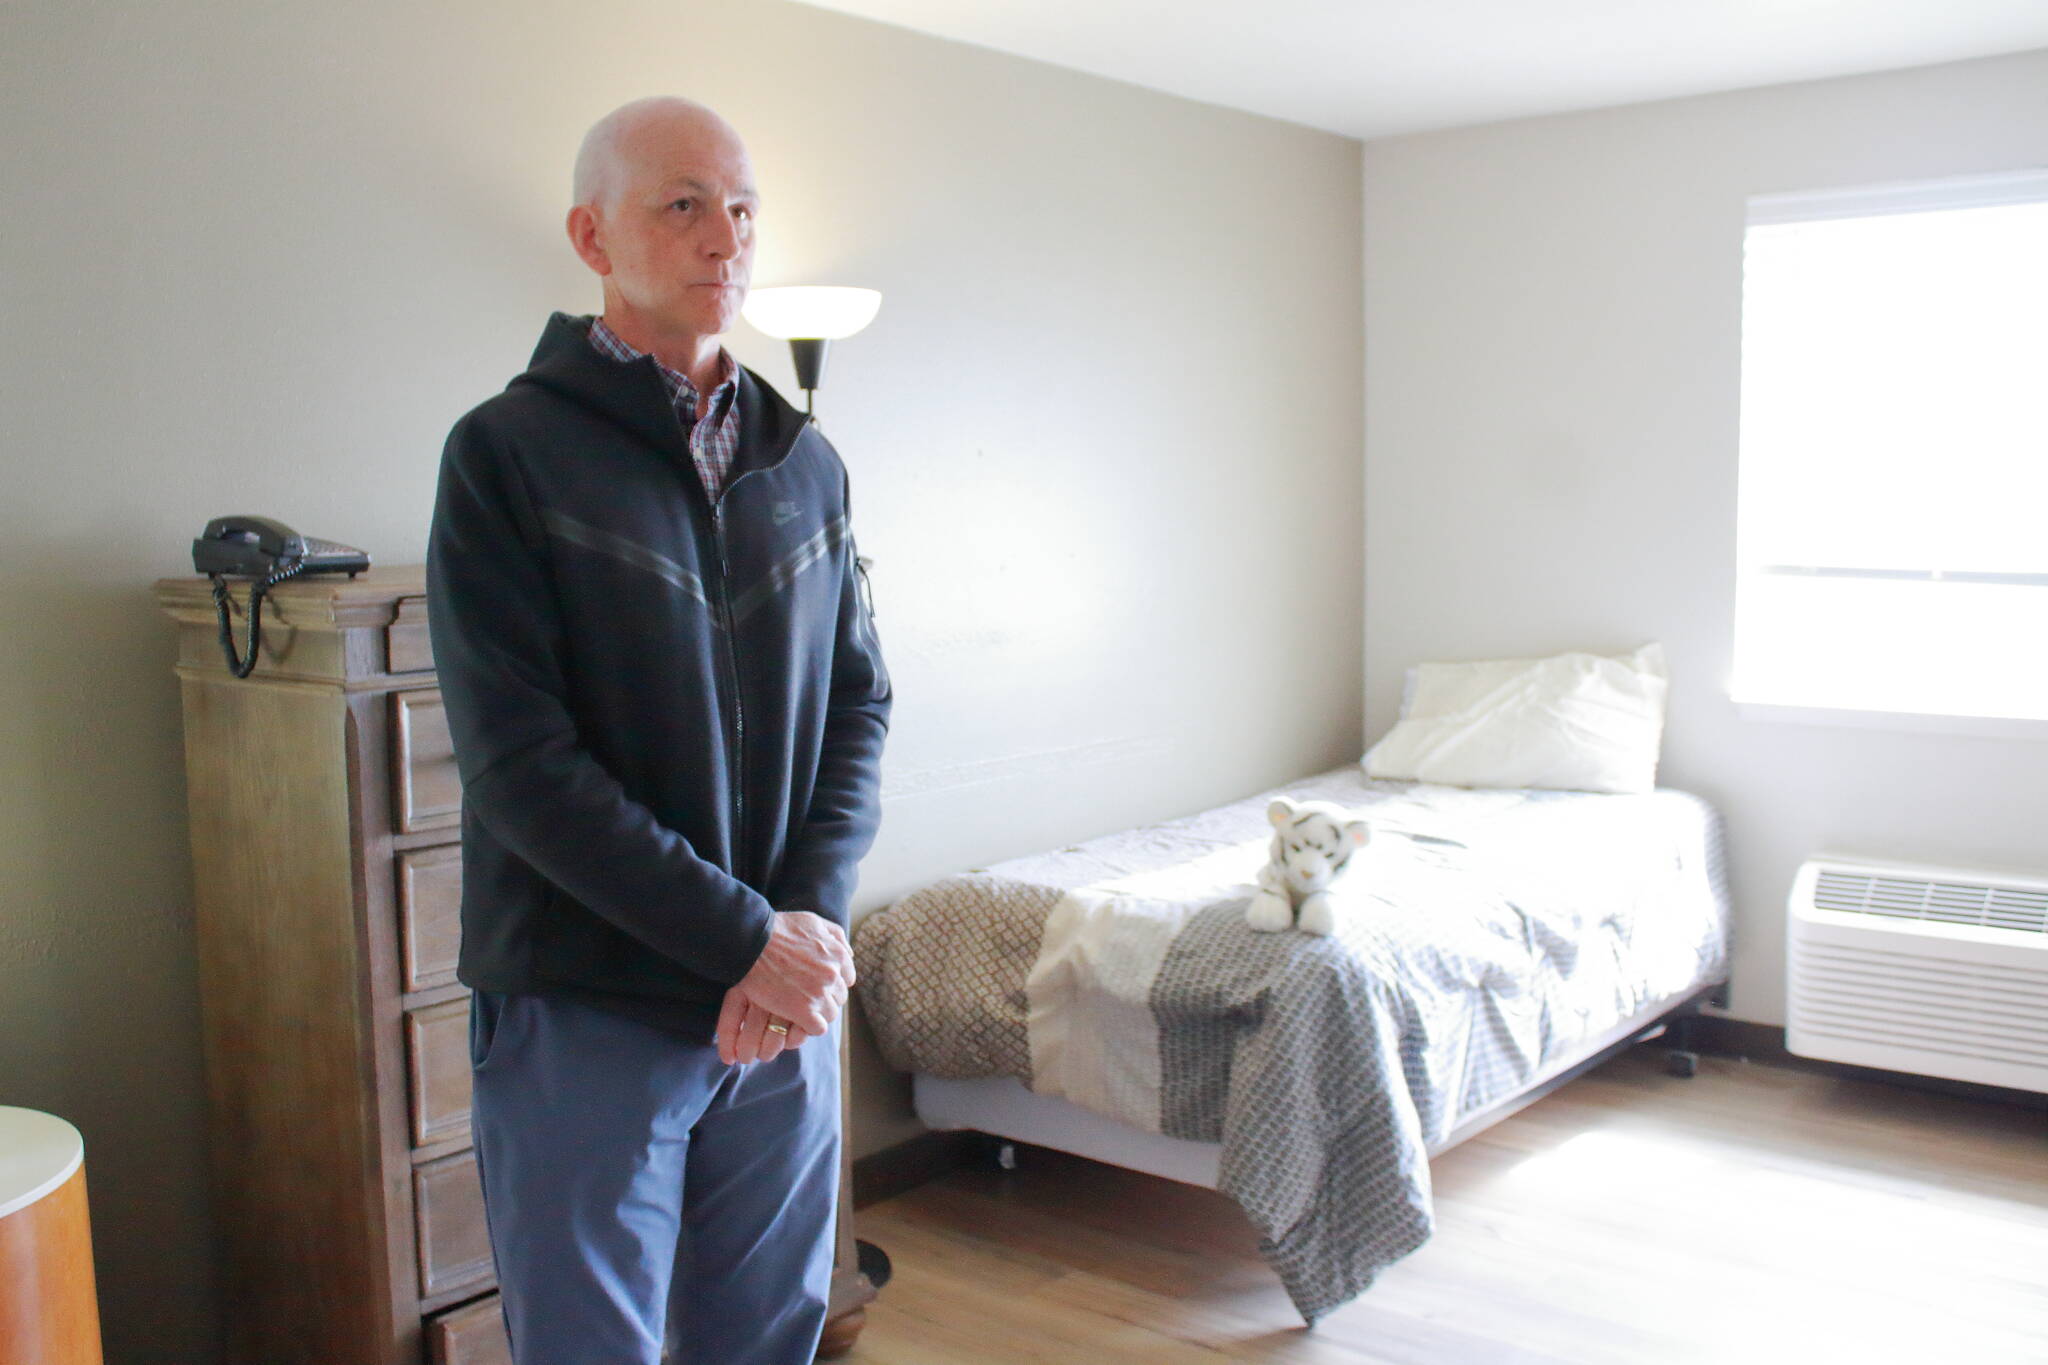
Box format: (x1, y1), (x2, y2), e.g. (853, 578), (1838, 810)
(1733, 169), (2048, 722)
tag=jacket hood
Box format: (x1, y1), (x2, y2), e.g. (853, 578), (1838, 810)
(511, 311), (814, 481)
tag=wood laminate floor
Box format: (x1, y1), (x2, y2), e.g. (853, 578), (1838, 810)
(844, 1051), (2047, 1365)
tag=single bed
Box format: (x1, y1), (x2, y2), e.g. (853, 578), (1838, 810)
(852, 764), (1731, 1322)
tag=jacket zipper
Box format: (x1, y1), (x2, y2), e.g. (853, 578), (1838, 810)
(706, 414), (815, 878)
(710, 498), (747, 867)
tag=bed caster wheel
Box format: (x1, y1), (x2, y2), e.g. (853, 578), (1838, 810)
(971, 1134), (1019, 1171)
(1666, 1049), (1699, 1079)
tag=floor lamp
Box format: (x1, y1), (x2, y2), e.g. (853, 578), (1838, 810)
(742, 284), (891, 1357)
(741, 286), (882, 417)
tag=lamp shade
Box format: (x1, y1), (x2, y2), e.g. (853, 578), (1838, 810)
(742, 286), (881, 341)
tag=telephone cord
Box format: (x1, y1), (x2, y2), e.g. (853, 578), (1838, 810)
(210, 559), (310, 679)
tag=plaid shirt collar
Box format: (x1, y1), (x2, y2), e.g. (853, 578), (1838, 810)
(587, 315), (741, 501)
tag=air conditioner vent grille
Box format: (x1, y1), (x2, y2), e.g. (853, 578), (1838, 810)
(1792, 858), (2048, 1094)
(1813, 870), (2048, 935)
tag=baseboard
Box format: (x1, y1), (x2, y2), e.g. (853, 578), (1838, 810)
(851, 1129), (978, 1209)
(1657, 1016), (2048, 1112)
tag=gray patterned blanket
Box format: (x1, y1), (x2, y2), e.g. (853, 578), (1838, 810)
(853, 768), (1730, 1322)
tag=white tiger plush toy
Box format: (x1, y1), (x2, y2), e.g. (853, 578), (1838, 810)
(1245, 796), (1373, 935)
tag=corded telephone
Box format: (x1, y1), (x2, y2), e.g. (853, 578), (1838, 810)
(193, 515), (371, 678)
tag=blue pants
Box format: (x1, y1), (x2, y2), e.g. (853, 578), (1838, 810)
(469, 990), (841, 1365)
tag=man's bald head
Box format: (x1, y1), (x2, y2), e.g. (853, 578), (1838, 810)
(571, 96), (745, 211)
(564, 96), (759, 362)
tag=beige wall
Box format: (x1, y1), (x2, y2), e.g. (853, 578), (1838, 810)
(1361, 48), (2048, 1030)
(2, 2), (1361, 1360)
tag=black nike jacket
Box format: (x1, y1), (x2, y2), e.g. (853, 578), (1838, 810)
(426, 312), (891, 1041)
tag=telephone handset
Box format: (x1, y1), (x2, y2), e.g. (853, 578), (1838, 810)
(193, 515), (371, 678)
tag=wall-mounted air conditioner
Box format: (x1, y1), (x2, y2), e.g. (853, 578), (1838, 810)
(1786, 856), (2048, 1095)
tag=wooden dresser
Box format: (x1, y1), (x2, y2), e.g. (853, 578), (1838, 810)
(157, 568), (873, 1365)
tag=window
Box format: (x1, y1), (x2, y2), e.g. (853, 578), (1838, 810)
(1733, 170), (2048, 724)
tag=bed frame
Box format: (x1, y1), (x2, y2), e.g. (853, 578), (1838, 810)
(913, 979), (1730, 1187)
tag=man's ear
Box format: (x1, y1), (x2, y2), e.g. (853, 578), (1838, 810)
(566, 204), (612, 277)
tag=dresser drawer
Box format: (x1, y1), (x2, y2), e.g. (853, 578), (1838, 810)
(398, 843), (464, 992)
(414, 1151), (494, 1300)
(405, 998), (474, 1149)
(387, 595), (436, 674)
(428, 1293), (513, 1365)
(393, 689), (462, 834)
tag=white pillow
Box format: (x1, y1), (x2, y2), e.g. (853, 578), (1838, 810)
(1362, 643), (1668, 794)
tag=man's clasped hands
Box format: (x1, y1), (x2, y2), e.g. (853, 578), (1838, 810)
(714, 909), (855, 1067)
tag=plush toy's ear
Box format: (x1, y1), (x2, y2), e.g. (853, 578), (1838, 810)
(1343, 819), (1372, 848)
(1267, 797), (1298, 827)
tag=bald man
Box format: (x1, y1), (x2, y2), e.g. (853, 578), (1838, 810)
(426, 97), (891, 1364)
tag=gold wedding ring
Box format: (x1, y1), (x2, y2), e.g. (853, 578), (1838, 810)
(765, 1019), (791, 1036)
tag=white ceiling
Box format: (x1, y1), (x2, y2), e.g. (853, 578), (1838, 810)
(794, 0), (2048, 139)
